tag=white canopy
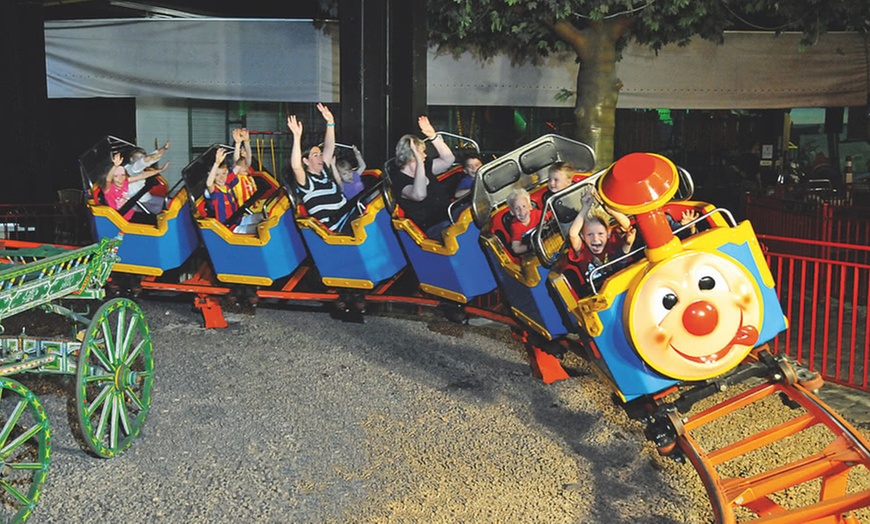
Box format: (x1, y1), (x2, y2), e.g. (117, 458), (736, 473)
(45, 19), (339, 102)
(428, 31), (869, 109)
(45, 19), (868, 109)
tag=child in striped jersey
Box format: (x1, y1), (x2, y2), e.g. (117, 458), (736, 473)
(204, 148), (239, 224)
(204, 148), (265, 234)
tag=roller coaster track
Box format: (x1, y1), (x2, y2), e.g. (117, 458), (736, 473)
(683, 381), (870, 523)
(117, 261), (870, 521)
(125, 261), (517, 327)
(646, 350), (870, 523)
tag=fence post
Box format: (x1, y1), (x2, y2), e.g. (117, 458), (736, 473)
(819, 202), (830, 260)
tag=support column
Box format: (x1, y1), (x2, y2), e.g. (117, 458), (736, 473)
(386, 0), (428, 152)
(338, 0), (427, 169)
(339, 0), (387, 168)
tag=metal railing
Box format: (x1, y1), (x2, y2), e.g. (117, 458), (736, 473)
(0, 201), (91, 245)
(761, 234), (870, 392)
(746, 193), (870, 264)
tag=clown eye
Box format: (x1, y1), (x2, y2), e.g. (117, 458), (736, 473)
(696, 265), (728, 293)
(651, 287), (679, 325)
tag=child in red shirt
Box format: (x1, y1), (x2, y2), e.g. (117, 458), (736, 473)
(506, 187), (542, 256)
(566, 188), (635, 287)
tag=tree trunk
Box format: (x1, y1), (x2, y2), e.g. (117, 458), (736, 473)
(554, 18), (630, 170)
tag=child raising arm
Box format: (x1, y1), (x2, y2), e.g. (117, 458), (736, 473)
(566, 188), (636, 285)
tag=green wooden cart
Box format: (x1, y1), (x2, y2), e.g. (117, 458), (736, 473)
(0, 236), (154, 523)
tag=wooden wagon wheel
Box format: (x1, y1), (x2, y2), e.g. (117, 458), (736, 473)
(76, 298), (154, 458)
(0, 377), (51, 524)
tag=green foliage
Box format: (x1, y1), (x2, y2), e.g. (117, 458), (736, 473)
(427, 0), (868, 60)
(316, 0), (867, 55)
(318, 0), (867, 161)
(554, 88), (576, 102)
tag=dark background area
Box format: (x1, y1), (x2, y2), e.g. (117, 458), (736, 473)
(2, 1), (323, 204)
(4, 1), (866, 206)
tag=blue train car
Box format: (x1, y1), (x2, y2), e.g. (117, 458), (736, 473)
(473, 135), (597, 340)
(382, 139), (497, 304)
(81, 136), (198, 276)
(294, 176), (408, 290)
(181, 145), (307, 286)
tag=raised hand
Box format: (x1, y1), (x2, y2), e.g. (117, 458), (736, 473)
(625, 226), (637, 247)
(680, 209), (699, 225)
(287, 115), (303, 136)
(112, 152), (123, 166)
(579, 188), (596, 210)
(417, 115), (436, 139)
(316, 103), (334, 124)
(590, 187), (604, 206)
(233, 128), (242, 143)
(215, 148), (229, 165)
(410, 137), (424, 162)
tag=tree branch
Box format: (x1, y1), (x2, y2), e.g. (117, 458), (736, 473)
(606, 15), (634, 40)
(550, 18), (588, 58)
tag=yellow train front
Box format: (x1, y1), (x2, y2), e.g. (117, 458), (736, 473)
(548, 152), (788, 402)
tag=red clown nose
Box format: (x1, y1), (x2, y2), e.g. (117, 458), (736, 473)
(682, 301), (719, 337)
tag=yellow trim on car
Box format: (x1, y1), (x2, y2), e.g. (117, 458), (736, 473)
(479, 234), (542, 287)
(296, 197), (388, 246)
(510, 306), (553, 340)
(391, 207), (476, 256)
(322, 277), (375, 289)
(196, 196), (292, 246)
(112, 262), (163, 277)
(420, 284), (468, 304)
(88, 187), (190, 235)
(216, 273), (273, 286)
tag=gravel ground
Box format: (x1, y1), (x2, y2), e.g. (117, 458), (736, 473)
(11, 298), (870, 524)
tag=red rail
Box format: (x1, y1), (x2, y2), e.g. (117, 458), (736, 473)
(679, 377), (870, 523)
(759, 233), (870, 393)
(746, 194), (870, 264)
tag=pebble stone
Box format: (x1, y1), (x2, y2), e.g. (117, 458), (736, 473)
(20, 298), (870, 523)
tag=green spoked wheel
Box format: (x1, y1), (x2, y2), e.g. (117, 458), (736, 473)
(0, 378), (51, 524)
(76, 298), (154, 458)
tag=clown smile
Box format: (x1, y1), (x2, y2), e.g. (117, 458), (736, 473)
(669, 324), (759, 365)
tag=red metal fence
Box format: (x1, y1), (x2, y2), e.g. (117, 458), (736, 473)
(760, 234), (870, 392)
(746, 193), (870, 264)
(746, 191), (870, 391)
